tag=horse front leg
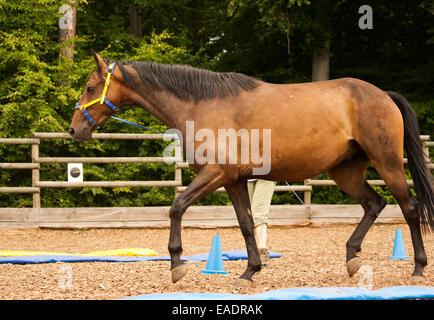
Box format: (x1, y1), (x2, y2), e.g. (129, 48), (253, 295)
(169, 165), (227, 283)
(225, 181), (261, 287)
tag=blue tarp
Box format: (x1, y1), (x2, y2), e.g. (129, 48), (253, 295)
(126, 286), (434, 300)
(0, 250), (282, 264)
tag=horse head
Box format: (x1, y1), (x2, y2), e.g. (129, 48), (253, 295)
(69, 51), (127, 141)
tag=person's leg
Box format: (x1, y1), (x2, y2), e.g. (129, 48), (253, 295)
(251, 180), (275, 227)
(247, 180), (256, 204)
(250, 179), (276, 265)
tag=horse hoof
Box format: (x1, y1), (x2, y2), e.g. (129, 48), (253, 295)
(171, 264), (188, 283)
(410, 275), (426, 284)
(346, 257), (362, 277)
(234, 278), (254, 288)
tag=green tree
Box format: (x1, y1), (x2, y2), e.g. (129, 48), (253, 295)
(0, 0), (432, 208)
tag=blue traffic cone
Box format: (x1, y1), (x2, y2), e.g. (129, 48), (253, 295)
(201, 234), (228, 274)
(389, 228), (409, 260)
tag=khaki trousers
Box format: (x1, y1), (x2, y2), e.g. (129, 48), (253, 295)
(247, 179), (276, 227)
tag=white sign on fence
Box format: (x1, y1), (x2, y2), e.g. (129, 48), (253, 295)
(67, 163), (83, 182)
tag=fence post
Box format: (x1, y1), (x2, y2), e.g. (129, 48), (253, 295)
(31, 139), (41, 224)
(175, 167), (182, 198)
(422, 141), (429, 160)
(304, 179), (311, 206)
(174, 142), (183, 198)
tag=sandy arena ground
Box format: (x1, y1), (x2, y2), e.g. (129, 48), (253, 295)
(0, 223), (432, 300)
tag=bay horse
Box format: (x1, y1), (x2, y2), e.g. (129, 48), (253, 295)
(69, 51), (433, 287)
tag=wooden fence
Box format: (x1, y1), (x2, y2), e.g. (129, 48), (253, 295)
(0, 132), (432, 228)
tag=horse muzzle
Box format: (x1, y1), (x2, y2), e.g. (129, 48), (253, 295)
(69, 125), (92, 142)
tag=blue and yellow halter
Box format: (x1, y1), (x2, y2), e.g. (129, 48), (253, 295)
(75, 62), (119, 128)
(74, 61), (177, 137)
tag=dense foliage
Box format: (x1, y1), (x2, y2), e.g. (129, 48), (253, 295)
(0, 0), (432, 208)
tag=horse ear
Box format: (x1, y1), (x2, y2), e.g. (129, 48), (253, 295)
(90, 49), (107, 73)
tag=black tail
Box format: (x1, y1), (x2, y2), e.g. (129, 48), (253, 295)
(387, 91), (434, 233)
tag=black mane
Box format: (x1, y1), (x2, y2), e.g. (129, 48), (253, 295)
(114, 60), (260, 102)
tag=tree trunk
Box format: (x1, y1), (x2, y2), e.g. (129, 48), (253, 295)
(311, 0), (333, 82)
(130, 4), (142, 38)
(59, 1), (77, 65)
(58, 0), (77, 86)
(312, 35), (330, 82)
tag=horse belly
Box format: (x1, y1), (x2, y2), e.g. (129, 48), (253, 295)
(267, 137), (353, 182)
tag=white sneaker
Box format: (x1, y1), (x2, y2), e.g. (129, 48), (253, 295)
(258, 248), (270, 266)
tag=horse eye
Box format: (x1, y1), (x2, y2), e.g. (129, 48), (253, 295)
(87, 86), (95, 93)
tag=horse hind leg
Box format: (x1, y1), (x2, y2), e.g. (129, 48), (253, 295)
(328, 153), (387, 277)
(352, 89), (429, 281)
(373, 161), (428, 281)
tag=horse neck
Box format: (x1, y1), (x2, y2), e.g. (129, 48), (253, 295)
(129, 85), (193, 130)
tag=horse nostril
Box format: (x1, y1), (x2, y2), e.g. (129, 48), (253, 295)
(69, 128), (75, 136)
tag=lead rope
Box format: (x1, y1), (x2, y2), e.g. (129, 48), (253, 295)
(110, 116), (178, 140)
(284, 181), (338, 246)
(111, 116), (172, 136)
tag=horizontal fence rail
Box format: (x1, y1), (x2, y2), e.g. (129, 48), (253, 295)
(0, 132), (432, 228)
(0, 138), (39, 144)
(35, 157), (180, 163)
(0, 187), (39, 194)
(31, 132), (170, 140)
(0, 163), (39, 169)
(35, 181), (181, 188)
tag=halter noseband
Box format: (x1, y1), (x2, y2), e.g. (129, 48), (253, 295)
(75, 62), (119, 128)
